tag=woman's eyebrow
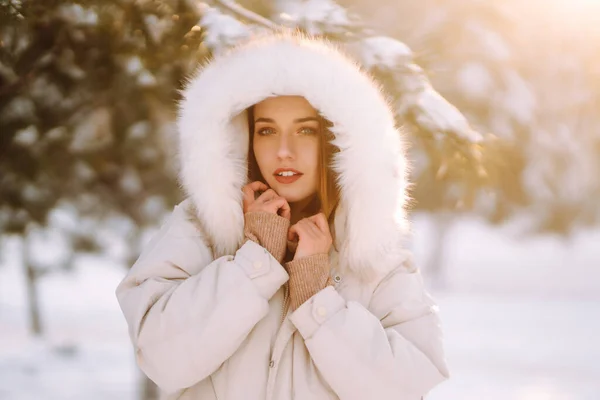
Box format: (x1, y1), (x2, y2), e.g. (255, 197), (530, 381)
(254, 116), (319, 123)
(294, 117), (319, 123)
(254, 117), (274, 123)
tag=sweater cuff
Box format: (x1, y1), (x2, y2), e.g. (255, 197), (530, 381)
(244, 212), (290, 263)
(285, 253), (332, 311)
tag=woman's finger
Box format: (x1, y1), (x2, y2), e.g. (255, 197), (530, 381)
(242, 181), (268, 208)
(288, 222), (310, 241)
(300, 218), (322, 238)
(264, 197), (286, 213)
(308, 213), (330, 234)
(276, 197), (291, 220)
(288, 223), (300, 241)
(256, 188), (278, 203)
(244, 181), (269, 194)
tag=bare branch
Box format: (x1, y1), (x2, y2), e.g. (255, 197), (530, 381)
(214, 0), (278, 30)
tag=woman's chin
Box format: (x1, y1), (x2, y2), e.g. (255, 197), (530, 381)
(272, 187), (310, 204)
(264, 179), (315, 204)
(278, 192), (304, 203)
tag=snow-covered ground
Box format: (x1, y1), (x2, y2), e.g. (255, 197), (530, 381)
(429, 294), (600, 400)
(0, 251), (137, 400)
(414, 214), (600, 399)
(1, 215), (599, 400)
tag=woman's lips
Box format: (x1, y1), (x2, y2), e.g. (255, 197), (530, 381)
(273, 168), (303, 184)
(274, 174), (302, 184)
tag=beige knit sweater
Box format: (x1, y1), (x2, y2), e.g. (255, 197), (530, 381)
(244, 211), (334, 311)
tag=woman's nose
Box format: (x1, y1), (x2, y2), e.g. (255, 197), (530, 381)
(276, 134), (295, 160)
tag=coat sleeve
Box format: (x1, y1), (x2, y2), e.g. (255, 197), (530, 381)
(115, 201), (289, 393)
(288, 265), (449, 400)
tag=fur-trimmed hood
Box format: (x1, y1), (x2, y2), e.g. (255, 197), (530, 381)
(177, 31), (411, 278)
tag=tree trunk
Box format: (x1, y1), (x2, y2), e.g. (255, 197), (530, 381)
(426, 212), (453, 288)
(22, 235), (42, 336)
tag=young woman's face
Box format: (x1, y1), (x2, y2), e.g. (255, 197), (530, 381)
(252, 95), (320, 203)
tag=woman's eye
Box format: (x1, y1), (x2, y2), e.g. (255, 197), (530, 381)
(257, 127), (275, 136)
(299, 127), (317, 135)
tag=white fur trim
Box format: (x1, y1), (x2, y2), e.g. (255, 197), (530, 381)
(177, 31), (411, 278)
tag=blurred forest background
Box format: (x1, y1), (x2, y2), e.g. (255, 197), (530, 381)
(1, 0), (599, 399)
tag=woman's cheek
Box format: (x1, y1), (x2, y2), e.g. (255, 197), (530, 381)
(253, 141), (273, 179)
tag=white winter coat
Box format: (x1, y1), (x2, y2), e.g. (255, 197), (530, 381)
(116, 32), (449, 400)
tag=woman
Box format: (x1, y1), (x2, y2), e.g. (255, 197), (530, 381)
(116, 31), (449, 400)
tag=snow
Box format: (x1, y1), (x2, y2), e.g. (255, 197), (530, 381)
(56, 49), (85, 80)
(138, 147), (160, 164)
(523, 121), (598, 217)
(137, 70), (157, 87)
(457, 62), (494, 101)
(29, 76), (63, 109)
(143, 14), (173, 45)
(1, 215), (599, 399)
(0, 238), (136, 400)
(121, 57), (156, 87)
(125, 57), (143, 75)
(47, 204), (81, 236)
(275, 0), (352, 34)
(119, 169), (143, 196)
(413, 87), (482, 142)
(466, 21), (512, 62)
(20, 183), (45, 204)
(94, 215), (138, 265)
(500, 70), (536, 126)
(356, 36), (413, 69)
(345, 34), (482, 143)
(69, 108), (113, 153)
(140, 196), (168, 222)
(72, 161), (96, 182)
(413, 214), (600, 399)
(12, 126), (38, 147)
(199, 7), (251, 55)
(411, 213), (600, 298)
(427, 294), (600, 400)
(57, 4), (99, 27)
(127, 121), (151, 140)
(25, 225), (72, 272)
(0, 96), (34, 123)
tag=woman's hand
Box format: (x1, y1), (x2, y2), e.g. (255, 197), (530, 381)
(285, 212), (334, 310)
(242, 182), (291, 262)
(288, 213), (333, 260)
(242, 181), (291, 220)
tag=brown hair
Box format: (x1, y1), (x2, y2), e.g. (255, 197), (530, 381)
(246, 105), (340, 229)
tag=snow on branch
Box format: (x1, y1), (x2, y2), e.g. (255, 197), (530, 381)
(274, 0), (355, 35)
(198, 5), (253, 54)
(350, 35), (481, 143)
